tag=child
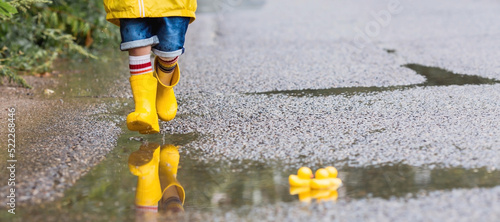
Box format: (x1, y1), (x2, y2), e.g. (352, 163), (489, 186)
(103, 0), (197, 134)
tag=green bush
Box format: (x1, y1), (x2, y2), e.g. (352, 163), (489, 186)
(0, 0), (120, 88)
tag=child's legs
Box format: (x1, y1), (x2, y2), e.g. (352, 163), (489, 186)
(120, 18), (160, 133)
(129, 46), (151, 56)
(151, 17), (190, 58)
(120, 18), (157, 73)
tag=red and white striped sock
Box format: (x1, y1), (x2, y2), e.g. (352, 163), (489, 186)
(129, 54), (153, 76)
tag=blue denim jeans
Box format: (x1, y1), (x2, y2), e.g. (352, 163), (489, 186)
(120, 17), (190, 57)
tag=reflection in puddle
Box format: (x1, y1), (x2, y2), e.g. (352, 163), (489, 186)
(384, 49), (396, 54)
(342, 164), (500, 199)
(290, 187), (338, 203)
(288, 167), (341, 203)
(6, 129), (500, 221)
(252, 64), (500, 97)
(128, 143), (185, 221)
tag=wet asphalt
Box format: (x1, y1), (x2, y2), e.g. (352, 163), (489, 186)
(173, 0), (500, 169)
(2, 0), (500, 221)
(170, 0), (500, 220)
(0, 99), (122, 203)
(182, 186), (500, 221)
(0, 61), (127, 204)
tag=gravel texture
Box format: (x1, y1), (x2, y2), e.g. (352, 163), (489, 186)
(166, 85), (500, 169)
(0, 66), (125, 205)
(0, 97), (122, 204)
(163, 0), (500, 169)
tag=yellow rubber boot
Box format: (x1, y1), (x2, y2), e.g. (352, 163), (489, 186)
(128, 143), (163, 207)
(127, 74), (160, 134)
(158, 144), (185, 205)
(154, 56), (180, 122)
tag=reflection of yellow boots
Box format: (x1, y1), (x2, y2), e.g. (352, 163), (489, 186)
(158, 144), (185, 211)
(127, 74), (160, 134)
(154, 57), (180, 122)
(128, 143), (163, 207)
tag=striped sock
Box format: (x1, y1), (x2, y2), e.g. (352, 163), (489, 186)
(157, 56), (179, 86)
(129, 54), (153, 76)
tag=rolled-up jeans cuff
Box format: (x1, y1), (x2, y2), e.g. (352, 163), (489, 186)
(152, 48), (185, 58)
(120, 36), (159, 51)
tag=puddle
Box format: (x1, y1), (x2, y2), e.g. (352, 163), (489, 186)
(384, 49), (396, 54)
(406, 64), (500, 87)
(341, 164), (500, 199)
(252, 64), (500, 97)
(4, 127), (500, 221)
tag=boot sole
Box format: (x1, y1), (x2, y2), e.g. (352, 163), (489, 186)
(127, 111), (160, 133)
(127, 119), (159, 134)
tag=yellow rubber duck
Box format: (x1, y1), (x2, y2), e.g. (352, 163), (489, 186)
(311, 168), (342, 189)
(325, 166), (338, 178)
(325, 166), (342, 189)
(289, 167), (313, 187)
(310, 168), (335, 189)
(290, 166), (342, 203)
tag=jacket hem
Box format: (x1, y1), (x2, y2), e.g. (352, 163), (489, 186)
(106, 10), (196, 26)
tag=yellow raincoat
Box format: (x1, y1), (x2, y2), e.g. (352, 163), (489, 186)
(104, 0), (196, 26)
